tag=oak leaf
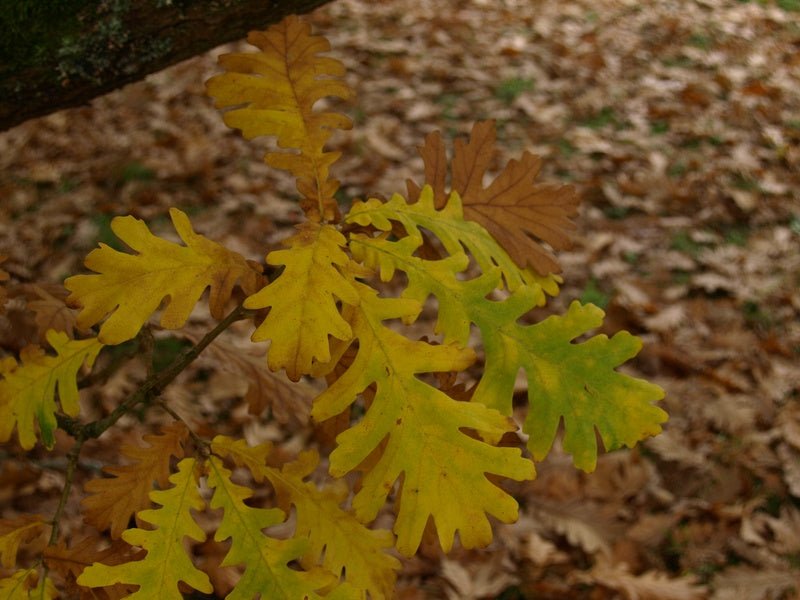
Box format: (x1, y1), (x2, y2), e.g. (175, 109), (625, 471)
(211, 436), (400, 599)
(347, 188), (559, 295)
(25, 284), (80, 341)
(77, 458), (213, 599)
(472, 300), (667, 472)
(206, 16), (352, 221)
(82, 422), (188, 539)
(407, 121), (579, 275)
(0, 330), (103, 449)
(206, 456), (340, 599)
(245, 222), (359, 381)
(348, 189), (665, 472)
(44, 535), (140, 600)
(199, 336), (313, 425)
(64, 208), (260, 345)
(312, 285), (535, 555)
(0, 515), (47, 569)
(0, 569), (57, 600)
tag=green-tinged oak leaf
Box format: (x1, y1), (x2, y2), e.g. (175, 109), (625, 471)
(472, 300), (667, 472)
(64, 207), (260, 345)
(206, 456), (342, 600)
(269, 451), (400, 600)
(0, 330), (103, 450)
(407, 121), (579, 275)
(82, 422), (188, 539)
(313, 285), (534, 556)
(77, 458), (212, 599)
(347, 186), (666, 470)
(346, 187), (559, 296)
(0, 515), (47, 570)
(212, 436), (399, 599)
(0, 569), (56, 600)
(245, 221), (359, 381)
(206, 15), (352, 221)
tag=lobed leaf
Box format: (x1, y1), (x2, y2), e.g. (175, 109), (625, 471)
(407, 121), (579, 275)
(82, 422), (188, 539)
(347, 187), (559, 296)
(313, 285), (535, 556)
(0, 569), (57, 600)
(0, 330), (103, 450)
(211, 436), (400, 599)
(0, 515), (47, 570)
(245, 221), (360, 381)
(472, 300), (668, 472)
(206, 456), (340, 599)
(206, 15), (352, 221)
(64, 207), (260, 345)
(348, 191), (666, 472)
(77, 458), (212, 599)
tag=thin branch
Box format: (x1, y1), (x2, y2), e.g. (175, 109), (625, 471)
(48, 434), (85, 545)
(56, 304), (252, 440)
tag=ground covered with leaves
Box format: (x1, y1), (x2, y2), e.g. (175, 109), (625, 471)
(1, 0), (799, 598)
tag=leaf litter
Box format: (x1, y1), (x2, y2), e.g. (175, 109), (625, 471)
(1, 0), (799, 598)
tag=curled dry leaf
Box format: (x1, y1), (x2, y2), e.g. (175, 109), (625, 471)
(710, 565), (798, 600)
(198, 336), (314, 426)
(574, 558), (706, 600)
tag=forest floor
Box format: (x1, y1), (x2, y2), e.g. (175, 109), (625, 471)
(1, 0), (799, 598)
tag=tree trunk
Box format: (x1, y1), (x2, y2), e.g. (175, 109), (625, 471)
(0, 0), (336, 132)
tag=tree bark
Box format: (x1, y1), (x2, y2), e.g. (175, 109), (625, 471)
(0, 0), (336, 132)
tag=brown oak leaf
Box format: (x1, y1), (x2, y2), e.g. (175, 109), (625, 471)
(407, 120), (579, 275)
(81, 422), (188, 539)
(44, 535), (141, 599)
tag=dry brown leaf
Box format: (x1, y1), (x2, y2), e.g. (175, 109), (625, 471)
(575, 559), (706, 600)
(81, 422), (188, 538)
(710, 565), (798, 600)
(441, 553), (518, 600)
(644, 428), (708, 471)
(522, 530), (569, 566)
(778, 443), (800, 498)
(25, 284), (80, 341)
(407, 121), (579, 275)
(199, 336), (314, 425)
(529, 500), (613, 557)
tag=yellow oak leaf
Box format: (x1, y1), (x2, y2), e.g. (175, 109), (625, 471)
(211, 437), (400, 599)
(77, 458), (212, 599)
(313, 285), (535, 556)
(64, 207), (260, 345)
(206, 15), (352, 221)
(0, 515), (47, 569)
(0, 330), (103, 450)
(44, 535), (140, 600)
(82, 422), (188, 539)
(407, 121), (579, 275)
(206, 456), (341, 599)
(245, 221), (359, 381)
(0, 569), (57, 600)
